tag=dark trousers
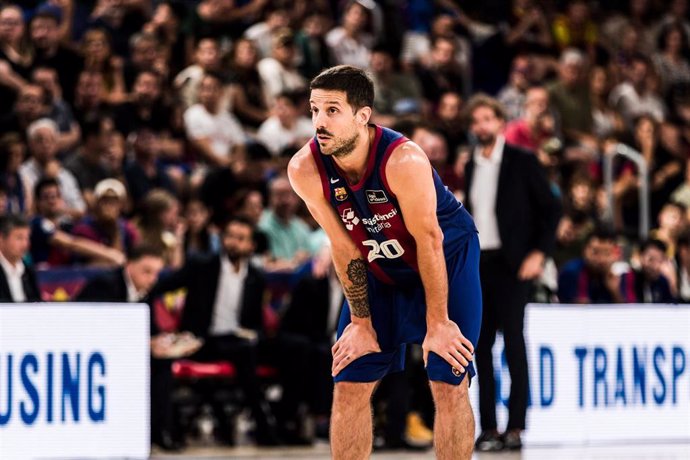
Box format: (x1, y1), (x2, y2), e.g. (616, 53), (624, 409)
(476, 250), (530, 431)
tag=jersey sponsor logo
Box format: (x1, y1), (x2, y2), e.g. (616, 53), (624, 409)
(366, 189), (388, 204)
(340, 208), (360, 231)
(334, 187), (348, 201)
(361, 208), (398, 233)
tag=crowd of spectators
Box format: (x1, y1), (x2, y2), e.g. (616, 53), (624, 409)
(3, 0), (690, 451)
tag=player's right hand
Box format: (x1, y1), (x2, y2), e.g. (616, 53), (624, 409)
(422, 319), (474, 373)
(331, 322), (381, 377)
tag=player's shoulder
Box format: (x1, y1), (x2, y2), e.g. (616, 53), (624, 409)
(385, 138), (431, 169)
(287, 142), (320, 197)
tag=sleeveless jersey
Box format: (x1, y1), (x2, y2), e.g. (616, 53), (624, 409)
(310, 125), (477, 285)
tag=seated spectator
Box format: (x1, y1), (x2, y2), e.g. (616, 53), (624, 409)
(136, 189), (183, 268)
(149, 217), (283, 446)
(29, 10), (83, 104)
(80, 28), (127, 104)
(505, 85), (562, 168)
(123, 128), (177, 205)
(31, 66), (81, 154)
(74, 245), (182, 450)
(326, 0), (376, 69)
(609, 55), (667, 130)
(558, 229), (636, 303)
(433, 91), (466, 155)
(243, 6), (291, 59)
(547, 49), (594, 147)
(0, 133), (30, 214)
(0, 4), (32, 109)
(71, 178), (138, 265)
(173, 37), (223, 109)
(122, 32), (163, 91)
(408, 122), (463, 195)
(64, 117), (112, 206)
(497, 55), (532, 121)
(227, 38), (269, 129)
(19, 118), (86, 219)
(295, 11), (332, 80)
(551, 0), (598, 59)
(257, 30), (307, 107)
(413, 36), (466, 106)
(554, 174), (600, 268)
(256, 90), (313, 157)
(650, 202), (687, 260)
(31, 178), (125, 268)
(142, 1), (188, 77)
(0, 84), (50, 142)
(183, 71), (246, 168)
(369, 45), (423, 125)
(0, 214), (40, 302)
(589, 66), (623, 140)
(72, 70), (108, 127)
(258, 175), (312, 271)
(633, 239), (674, 303)
(652, 22), (690, 97)
(182, 197), (220, 259)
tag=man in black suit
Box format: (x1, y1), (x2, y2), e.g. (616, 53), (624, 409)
(150, 216), (298, 445)
(463, 95), (561, 451)
(0, 214), (41, 302)
(75, 245), (176, 450)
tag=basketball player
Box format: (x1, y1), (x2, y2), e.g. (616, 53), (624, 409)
(288, 66), (482, 459)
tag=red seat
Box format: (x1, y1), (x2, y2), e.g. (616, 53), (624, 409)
(171, 360), (279, 380)
(172, 360), (236, 379)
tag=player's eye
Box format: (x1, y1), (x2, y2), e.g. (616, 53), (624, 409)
(310, 108), (318, 115)
(328, 108), (338, 114)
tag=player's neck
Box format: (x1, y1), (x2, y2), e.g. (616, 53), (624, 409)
(332, 125), (375, 183)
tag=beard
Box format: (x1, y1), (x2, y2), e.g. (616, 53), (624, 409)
(476, 132), (496, 147)
(321, 131), (359, 158)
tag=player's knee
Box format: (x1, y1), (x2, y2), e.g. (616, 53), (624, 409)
(333, 381), (376, 412)
(430, 378), (469, 409)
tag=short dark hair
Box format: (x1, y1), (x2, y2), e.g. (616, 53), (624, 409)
(640, 238), (667, 254)
(222, 215), (255, 236)
(126, 244), (165, 262)
(464, 93), (506, 122)
(310, 65), (374, 112)
(0, 214), (29, 237)
(586, 227), (617, 245)
(34, 177), (60, 199)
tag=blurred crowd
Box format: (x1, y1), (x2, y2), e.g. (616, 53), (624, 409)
(3, 0), (690, 451)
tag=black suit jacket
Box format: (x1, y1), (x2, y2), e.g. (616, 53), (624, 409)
(75, 267), (159, 335)
(0, 263), (41, 302)
(464, 142), (562, 272)
(149, 254), (265, 338)
(281, 276), (334, 343)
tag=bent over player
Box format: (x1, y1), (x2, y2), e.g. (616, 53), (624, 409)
(288, 65), (482, 460)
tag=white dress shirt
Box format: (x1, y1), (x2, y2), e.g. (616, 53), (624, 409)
(469, 135), (505, 250)
(209, 256), (248, 336)
(0, 252), (27, 302)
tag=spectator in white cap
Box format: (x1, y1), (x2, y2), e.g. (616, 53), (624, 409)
(71, 178), (140, 265)
(19, 118), (86, 220)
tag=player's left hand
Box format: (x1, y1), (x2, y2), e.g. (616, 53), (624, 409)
(518, 250), (545, 281)
(331, 322), (381, 377)
(422, 319), (474, 373)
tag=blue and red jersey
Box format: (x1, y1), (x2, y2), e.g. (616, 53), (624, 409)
(310, 125), (477, 285)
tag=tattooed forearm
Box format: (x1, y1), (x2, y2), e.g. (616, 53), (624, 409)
(344, 258), (370, 318)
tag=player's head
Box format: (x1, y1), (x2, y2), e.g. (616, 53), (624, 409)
(309, 65), (374, 158)
(465, 94), (506, 147)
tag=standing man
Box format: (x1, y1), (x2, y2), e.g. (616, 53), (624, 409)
(463, 94), (561, 451)
(288, 65), (481, 460)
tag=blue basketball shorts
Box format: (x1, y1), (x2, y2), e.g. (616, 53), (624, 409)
(334, 232), (483, 385)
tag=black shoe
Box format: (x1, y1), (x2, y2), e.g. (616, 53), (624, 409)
(152, 431), (184, 452)
(475, 430), (503, 452)
(501, 430), (522, 450)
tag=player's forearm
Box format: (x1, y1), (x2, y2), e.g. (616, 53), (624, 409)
(333, 246), (372, 324)
(416, 229), (449, 325)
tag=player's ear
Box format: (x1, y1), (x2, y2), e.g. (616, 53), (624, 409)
(357, 106), (372, 125)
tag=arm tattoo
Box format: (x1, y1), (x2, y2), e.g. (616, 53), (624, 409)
(344, 258), (370, 318)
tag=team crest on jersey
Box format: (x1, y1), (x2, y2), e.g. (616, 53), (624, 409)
(334, 187), (348, 201)
(366, 190), (388, 204)
(340, 208), (360, 231)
